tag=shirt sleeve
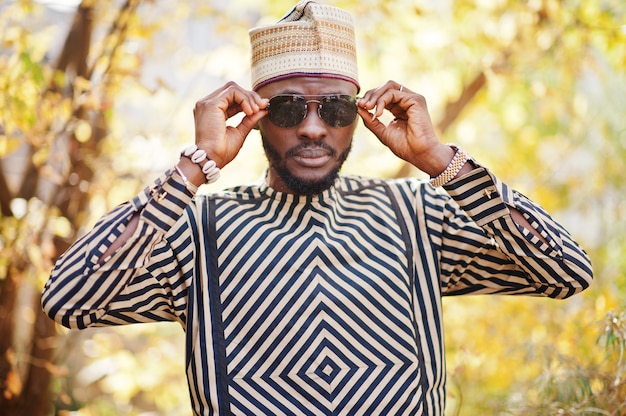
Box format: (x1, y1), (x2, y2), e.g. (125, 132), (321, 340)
(438, 166), (593, 298)
(41, 167), (197, 329)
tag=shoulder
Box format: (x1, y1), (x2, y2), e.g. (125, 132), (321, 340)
(336, 174), (445, 200)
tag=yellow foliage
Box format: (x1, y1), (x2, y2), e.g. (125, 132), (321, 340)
(74, 120), (93, 143)
(5, 369), (23, 398)
(1, 0), (625, 414)
(0, 136), (21, 157)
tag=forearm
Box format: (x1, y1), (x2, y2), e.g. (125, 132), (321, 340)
(99, 212), (139, 261)
(442, 166), (593, 298)
(98, 156), (208, 262)
(509, 206), (548, 245)
(42, 202), (144, 328)
(42, 167), (196, 327)
(425, 144), (547, 243)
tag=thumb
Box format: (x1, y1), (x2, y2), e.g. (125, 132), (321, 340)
(358, 107), (387, 141)
(235, 110), (267, 138)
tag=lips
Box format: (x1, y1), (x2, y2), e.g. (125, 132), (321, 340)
(291, 147), (332, 167)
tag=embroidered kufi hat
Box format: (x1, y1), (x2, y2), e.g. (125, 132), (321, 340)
(249, 0), (359, 92)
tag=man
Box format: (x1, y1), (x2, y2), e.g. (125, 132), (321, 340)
(42, 1), (593, 415)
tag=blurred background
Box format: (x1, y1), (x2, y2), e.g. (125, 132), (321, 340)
(0, 0), (624, 414)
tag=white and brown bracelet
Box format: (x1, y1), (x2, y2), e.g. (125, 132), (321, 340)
(429, 145), (470, 187)
(180, 145), (221, 184)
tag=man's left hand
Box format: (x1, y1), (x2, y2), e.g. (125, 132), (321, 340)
(357, 80), (454, 177)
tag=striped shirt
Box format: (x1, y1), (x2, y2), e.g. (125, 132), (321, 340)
(42, 166), (593, 415)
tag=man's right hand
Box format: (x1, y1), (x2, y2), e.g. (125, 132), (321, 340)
(193, 81), (268, 169)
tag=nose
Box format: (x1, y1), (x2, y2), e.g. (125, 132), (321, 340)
(296, 101), (328, 140)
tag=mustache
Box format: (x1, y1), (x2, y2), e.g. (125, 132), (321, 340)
(285, 141), (337, 158)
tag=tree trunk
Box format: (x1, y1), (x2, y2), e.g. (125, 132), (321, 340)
(0, 1), (139, 414)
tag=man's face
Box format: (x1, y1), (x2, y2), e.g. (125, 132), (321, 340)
(256, 77), (359, 195)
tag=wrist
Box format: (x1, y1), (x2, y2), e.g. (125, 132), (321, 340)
(179, 144), (221, 185)
(177, 157), (208, 188)
(428, 144), (471, 187)
(415, 143), (456, 177)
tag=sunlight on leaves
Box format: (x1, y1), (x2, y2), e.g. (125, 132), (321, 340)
(1, 0), (625, 414)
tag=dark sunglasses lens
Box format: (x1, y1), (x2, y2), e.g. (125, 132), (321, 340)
(268, 96), (306, 128)
(319, 95), (358, 127)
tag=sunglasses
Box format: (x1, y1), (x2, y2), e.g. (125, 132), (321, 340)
(265, 94), (358, 128)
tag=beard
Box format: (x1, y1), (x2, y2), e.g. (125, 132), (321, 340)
(261, 135), (352, 196)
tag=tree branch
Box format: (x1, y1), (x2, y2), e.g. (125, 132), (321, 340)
(436, 71), (487, 134)
(0, 158), (14, 216)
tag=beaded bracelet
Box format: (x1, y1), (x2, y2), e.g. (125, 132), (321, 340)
(180, 145), (221, 184)
(429, 145), (470, 187)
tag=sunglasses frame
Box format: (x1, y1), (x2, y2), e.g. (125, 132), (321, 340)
(265, 94), (358, 128)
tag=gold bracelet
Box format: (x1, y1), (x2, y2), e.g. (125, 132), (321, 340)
(174, 165), (199, 194)
(429, 145), (470, 187)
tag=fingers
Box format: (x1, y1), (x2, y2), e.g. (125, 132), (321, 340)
(357, 80), (416, 121)
(195, 81), (268, 121)
(192, 82), (269, 168)
(357, 106), (387, 136)
(234, 108), (267, 137)
(356, 81), (439, 160)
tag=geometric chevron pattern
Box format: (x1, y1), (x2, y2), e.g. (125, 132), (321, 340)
(217, 185), (422, 415)
(42, 166), (593, 416)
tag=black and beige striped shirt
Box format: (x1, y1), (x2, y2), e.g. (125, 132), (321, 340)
(42, 165), (593, 415)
